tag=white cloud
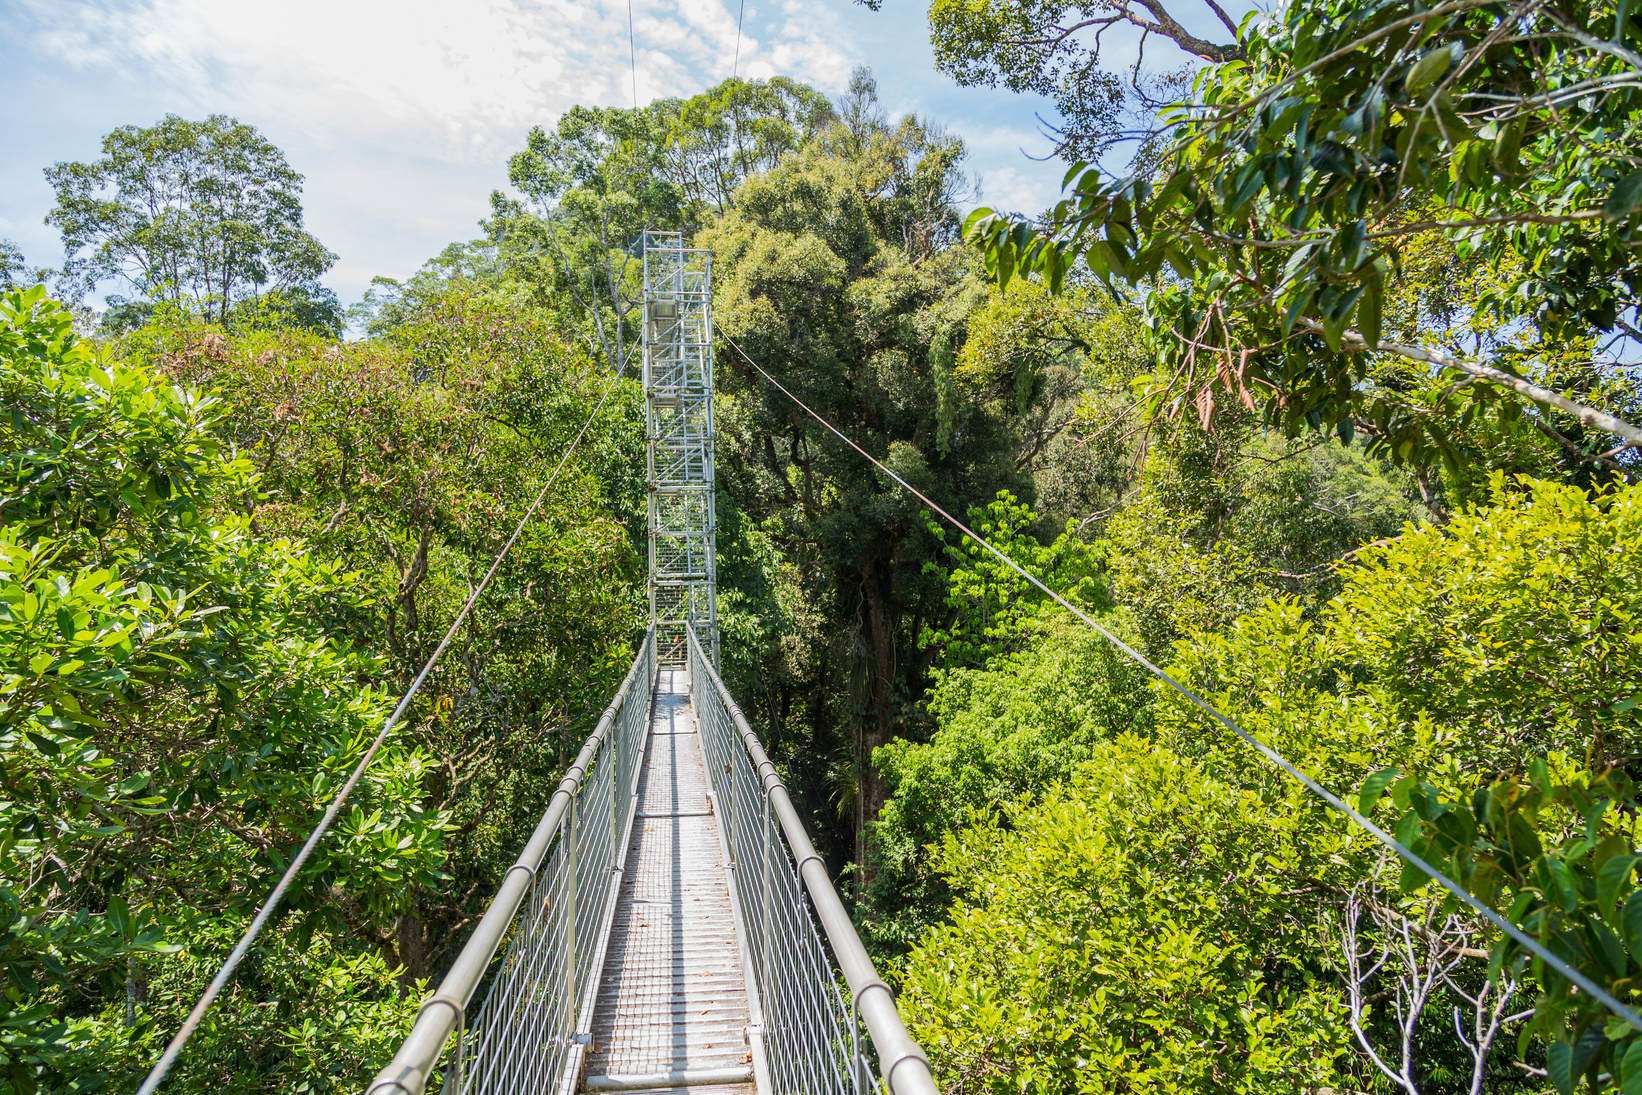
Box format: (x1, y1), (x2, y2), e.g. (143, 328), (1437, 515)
(764, 0), (853, 90)
(4, 0), (1063, 298)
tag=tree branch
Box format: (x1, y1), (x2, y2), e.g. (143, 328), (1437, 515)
(1126, 0), (1244, 61)
(1309, 321), (1642, 448)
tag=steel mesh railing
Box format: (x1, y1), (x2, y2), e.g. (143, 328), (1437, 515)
(686, 628), (938, 1095)
(367, 629), (656, 1095)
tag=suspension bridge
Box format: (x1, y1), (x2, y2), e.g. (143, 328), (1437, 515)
(136, 231), (1642, 1095)
(360, 234), (937, 1095)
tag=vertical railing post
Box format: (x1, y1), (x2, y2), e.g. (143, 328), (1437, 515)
(609, 737), (621, 877)
(721, 703), (736, 868)
(760, 793), (775, 1040)
(566, 791), (579, 1009)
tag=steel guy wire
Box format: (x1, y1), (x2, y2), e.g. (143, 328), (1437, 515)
(715, 326), (1642, 1034)
(733, 0), (746, 78)
(628, 0), (639, 110)
(135, 360), (635, 1095)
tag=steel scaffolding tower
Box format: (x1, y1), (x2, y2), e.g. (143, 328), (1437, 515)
(642, 231), (718, 667)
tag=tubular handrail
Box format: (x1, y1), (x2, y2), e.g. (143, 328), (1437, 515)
(685, 628), (938, 1095)
(366, 629), (655, 1095)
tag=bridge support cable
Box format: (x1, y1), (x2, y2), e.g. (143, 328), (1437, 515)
(716, 329), (1642, 1035)
(686, 627), (940, 1095)
(644, 231), (719, 667)
(367, 630), (657, 1095)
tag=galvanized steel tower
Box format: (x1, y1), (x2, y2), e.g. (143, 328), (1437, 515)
(642, 231), (718, 667)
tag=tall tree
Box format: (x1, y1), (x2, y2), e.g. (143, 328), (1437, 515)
(0, 241), (26, 290)
(490, 76), (835, 373)
(652, 76), (836, 211)
(493, 105), (677, 375)
(45, 115), (340, 331)
(704, 74), (1034, 877)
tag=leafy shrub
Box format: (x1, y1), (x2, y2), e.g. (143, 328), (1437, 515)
(0, 288), (443, 1092)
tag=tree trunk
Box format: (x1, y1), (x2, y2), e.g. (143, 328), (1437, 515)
(858, 559), (896, 885)
(394, 910), (430, 986)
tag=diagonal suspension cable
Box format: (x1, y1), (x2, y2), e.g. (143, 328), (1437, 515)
(733, 0), (746, 78)
(135, 359), (632, 1095)
(628, 0), (639, 109)
(715, 326), (1642, 1034)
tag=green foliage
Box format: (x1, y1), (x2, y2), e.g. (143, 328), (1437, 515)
(652, 77), (836, 212)
(0, 276), (642, 1091)
(1159, 476), (1642, 787)
(920, 491), (1105, 666)
(44, 116), (338, 329)
(1329, 474), (1642, 768)
(1359, 762), (1642, 1095)
(963, 0), (1642, 466)
(1104, 420), (1424, 653)
(868, 614), (1152, 953)
(900, 473), (1642, 1088)
(704, 79), (1035, 872)
(120, 289), (645, 998)
(0, 288), (445, 1091)
(900, 736), (1352, 1094)
(926, 0), (1139, 162)
(1, 292), (224, 541)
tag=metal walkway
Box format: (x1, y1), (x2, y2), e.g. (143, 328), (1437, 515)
(367, 629), (935, 1095)
(584, 668), (757, 1094)
(366, 229), (932, 1095)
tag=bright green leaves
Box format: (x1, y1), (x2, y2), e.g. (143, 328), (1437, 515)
(0, 290), (461, 1089)
(1360, 761), (1642, 1093)
(1403, 42), (1456, 93)
(962, 207), (1072, 295)
(903, 467), (1642, 1091)
(0, 287), (231, 541)
(920, 491), (1106, 666)
(1331, 474), (1642, 771)
(900, 736), (1351, 1094)
(962, 163), (1148, 297)
(1358, 766), (1403, 814)
(963, 0), (1642, 465)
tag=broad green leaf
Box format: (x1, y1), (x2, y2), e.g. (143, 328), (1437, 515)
(1621, 1036), (1642, 1095)
(1606, 170), (1642, 223)
(1599, 854), (1639, 917)
(1358, 767), (1401, 814)
(1622, 889), (1642, 957)
(1548, 1040), (1574, 1095)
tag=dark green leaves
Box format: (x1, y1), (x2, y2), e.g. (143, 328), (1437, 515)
(1360, 762), (1642, 1085)
(1404, 43), (1454, 92)
(1601, 855), (1640, 918)
(963, 0), (1642, 465)
(1358, 766), (1402, 813)
(1605, 170), (1642, 224)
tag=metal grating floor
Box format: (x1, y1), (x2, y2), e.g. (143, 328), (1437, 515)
(583, 668), (755, 1095)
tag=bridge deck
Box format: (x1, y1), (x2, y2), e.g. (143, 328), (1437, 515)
(583, 668), (756, 1095)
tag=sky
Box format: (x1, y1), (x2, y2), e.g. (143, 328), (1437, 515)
(0, 0), (1210, 309)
